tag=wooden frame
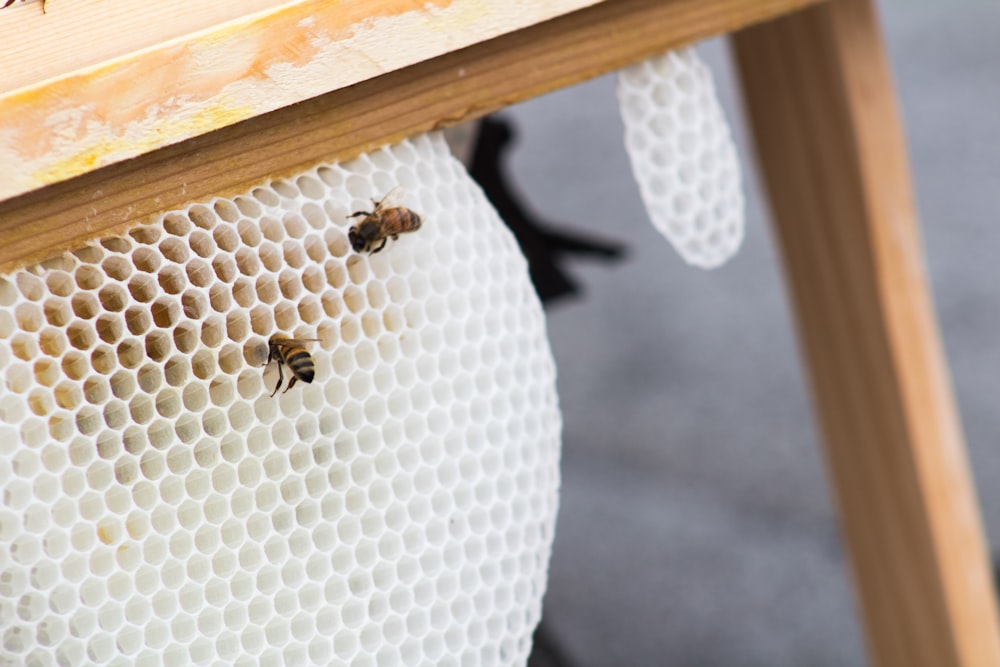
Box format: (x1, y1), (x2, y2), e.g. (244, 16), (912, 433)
(0, 0), (605, 200)
(733, 1), (1000, 664)
(2, 0), (997, 664)
(0, 0), (821, 275)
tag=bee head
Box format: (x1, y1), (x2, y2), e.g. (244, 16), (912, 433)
(348, 228), (366, 252)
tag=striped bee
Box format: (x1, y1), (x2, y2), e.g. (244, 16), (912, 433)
(264, 335), (319, 397)
(348, 186), (422, 254)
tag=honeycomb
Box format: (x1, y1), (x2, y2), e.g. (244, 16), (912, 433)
(617, 48), (745, 269)
(0, 133), (562, 666)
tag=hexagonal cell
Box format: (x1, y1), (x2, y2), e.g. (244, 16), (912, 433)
(213, 255), (238, 284)
(74, 265), (105, 291)
(186, 259), (215, 288)
(158, 265), (187, 296)
(101, 255), (133, 282)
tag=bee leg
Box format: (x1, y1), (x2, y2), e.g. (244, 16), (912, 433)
(348, 210), (370, 219)
(270, 363), (284, 398)
(282, 376), (298, 394)
(372, 238), (388, 254)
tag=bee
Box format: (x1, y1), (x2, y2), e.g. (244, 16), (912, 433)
(263, 335), (320, 397)
(348, 186), (422, 254)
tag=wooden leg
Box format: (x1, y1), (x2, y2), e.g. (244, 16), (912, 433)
(732, 1), (1000, 665)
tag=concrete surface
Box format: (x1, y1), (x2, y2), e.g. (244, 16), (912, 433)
(504, 2), (1000, 665)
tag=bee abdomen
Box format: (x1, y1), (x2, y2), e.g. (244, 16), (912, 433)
(402, 210), (422, 230)
(285, 350), (316, 383)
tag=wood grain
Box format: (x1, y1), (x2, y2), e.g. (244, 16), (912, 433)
(0, 0), (601, 199)
(733, 1), (1000, 665)
(0, 0), (290, 94)
(0, 0), (820, 274)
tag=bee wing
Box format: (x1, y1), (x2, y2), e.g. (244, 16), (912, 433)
(275, 338), (321, 346)
(375, 185), (406, 210)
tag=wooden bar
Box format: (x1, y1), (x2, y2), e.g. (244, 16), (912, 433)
(732, 1), (1000, 665)
(0, 0), (602, 199)
(0, 0), (820, 274)
(0, 0), (290, 95)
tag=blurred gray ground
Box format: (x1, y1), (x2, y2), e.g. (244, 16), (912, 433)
(503, 2), (1000, 665)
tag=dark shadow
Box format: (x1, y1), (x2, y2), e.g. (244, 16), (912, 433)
(469, 115), (627, 305)
(528, 619), (578, 667)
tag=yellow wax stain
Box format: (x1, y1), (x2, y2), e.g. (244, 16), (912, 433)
(1, 0), (490, 198)
(32, 100), (254, 187)
(96, 519), (120, 545)
(420, 0), (488, 32)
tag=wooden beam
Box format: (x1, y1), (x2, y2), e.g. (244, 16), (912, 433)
(0, 0), (603, 199)
(0, 0), (290, 95)
(732, 2), (1000, 665)
(0, 0), (820, 274)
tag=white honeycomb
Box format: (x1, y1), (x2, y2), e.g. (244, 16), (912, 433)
(0, 133), (562, 666)
(617, 48), (745, 269)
